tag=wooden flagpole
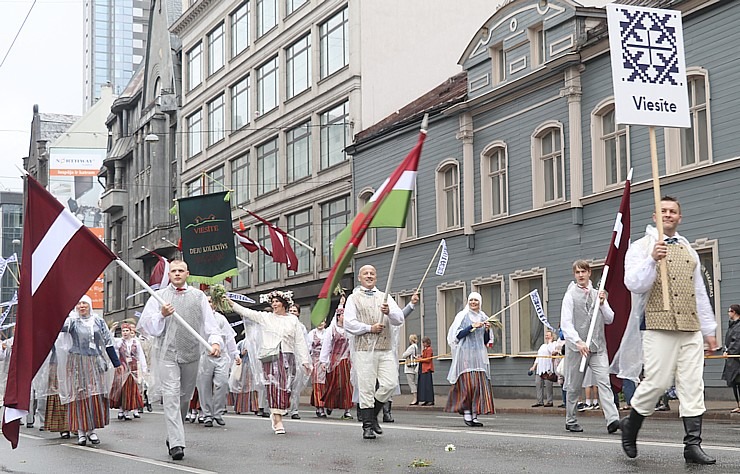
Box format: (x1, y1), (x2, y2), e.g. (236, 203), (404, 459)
(649, 126), (671, 310)
(238, 205), (315, 254)
(414, 240), (443, 295)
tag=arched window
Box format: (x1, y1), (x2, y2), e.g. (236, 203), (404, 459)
(435, 159), (461, 232)
(357, 188), (376, 250)
(666, 68), (712, 172)
(531, 122), (564, 207)
(591, 99), (630, 192)
(480, 141), (508, 219)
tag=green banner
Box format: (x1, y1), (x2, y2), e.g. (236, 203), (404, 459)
(178, 191), (238, 284)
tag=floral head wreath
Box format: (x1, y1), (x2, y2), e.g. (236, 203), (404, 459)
(261, 290), (294, 308)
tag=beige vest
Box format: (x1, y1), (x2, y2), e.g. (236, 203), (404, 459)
(645, 243), (701, 332)
(351, 289), (391, 352)
(161, 287), (206, 363)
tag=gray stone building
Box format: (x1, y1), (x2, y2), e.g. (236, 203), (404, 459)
(349, 0), (739, 398)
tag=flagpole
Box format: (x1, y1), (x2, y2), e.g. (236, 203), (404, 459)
(649, 127), (670, 310)
(238, 205), (315, 254)
(114, 259), (213, 352)
(485, 292), (532, 324)
(414, 240), (443, 295)
(383, 228), (404, 304)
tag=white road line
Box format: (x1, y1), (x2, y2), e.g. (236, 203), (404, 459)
(19, 433), (44, 440)
(63, 445), (218, 474)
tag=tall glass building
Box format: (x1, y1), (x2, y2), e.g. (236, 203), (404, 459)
(83, 0), (150, 110)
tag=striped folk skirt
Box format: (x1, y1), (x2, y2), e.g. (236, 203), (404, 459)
(322, 359), (353, 410)
(232, 391), (259, 413)
(64, 353), (111, 432)
(310, 381), (325, 408)
(262, 352), (296, 413)
(44, 394), (69, 432)
(444, 370), (495, 415)
(110, 373), (144, 411)
(189, 388), (200, 411)
(67, 394), (110, 432)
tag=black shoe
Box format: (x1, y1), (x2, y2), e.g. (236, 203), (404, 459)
(557, 403), (566, 408)
(565, 423), (583, 432)
(532, 403), (544, 407)
(608, 420), (620, 434)
(117, 412), (125, 420)
(620, 409), (645, 458)
(682, 416), (716, 464)
(26, 423), (33, 429)
(464, 419), (483, 427)
(371, 400), (384, 435)
(326, 409), (333, 416)
(543, 403), (553, 407)
(291, 413), (301, 420)
(204, 418), (213, 427)
(60, 431), (71, 439)
(214, 417), (226, 426)
(382, 401), (394, 423)
(197, 416), (204, 424)
(169, 446), (185, 461)
(360, 408), (376, 439)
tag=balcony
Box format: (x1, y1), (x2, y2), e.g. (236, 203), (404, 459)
(99, 188), (127, 213)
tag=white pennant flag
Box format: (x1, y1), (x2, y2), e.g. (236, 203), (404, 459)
(435, 239), (449, 276)
(529, 289), (555, 331)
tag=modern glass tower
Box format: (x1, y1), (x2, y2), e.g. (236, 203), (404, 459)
(83, 0), (150, 110)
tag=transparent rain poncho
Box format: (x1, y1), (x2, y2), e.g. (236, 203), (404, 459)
(446, 301), (491, 385)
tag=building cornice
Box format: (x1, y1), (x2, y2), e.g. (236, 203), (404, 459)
(170, 0), (216, 36)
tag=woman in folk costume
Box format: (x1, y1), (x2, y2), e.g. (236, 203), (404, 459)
(229, 338), (259, 414)
(306, 318), (328, 417)
(41, 336), (71, 438)
(57, 295), (122, 446)
(445, 292), (495, 427)
(229, 290), (311, 435)
(110, 322), (147, 420)
(319, 307), (354, 420)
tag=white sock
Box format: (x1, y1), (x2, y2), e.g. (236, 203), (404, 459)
(463, 410), (472, 422)
(472, 412), (478, 421)
(586, 399), (592, 406)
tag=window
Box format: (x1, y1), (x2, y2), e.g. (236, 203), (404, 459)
(510, 270), (545, 354)
(404, 187), (417, 240)
(207, 95), (225, 145)
(592, 101), (630, 192)
(186, 178), (202, 197)
(286, 209), (312, 276)
(474, 276), (506, 355)
(693, 239), (721, 339)
(529, 24), (545, 67)
(396, 292), (423, 358)
(286, 0), (307, 16)
(481, 142), (508, 219)
(208, 23), (224, 75)
(532, 122), (564, 207)
(437, 283), (466, 356)
(187, 110), (202, 157)
(666, 69), (712, 173)
(206, 166), (224, 193)
(257, 0), (277, 37)
(231, 75), (250, 130)
(232, 243), (250, 288)
(320, 101), (348, 169)
(319, 7), (348, 78)
(286, 121), (311, 182)
(357, 189), (376, 250)
(187, 43), (202, 90)
(321, 196), (349, 269)
(435, 160), (460, 232)
(231, 154), (249, 206)
(257, 138), (278, 195)
(231, 2), (250, 58)
(286, 34), (311, 98)
(257, 56), (278, 115)
(490, 43), (506, 85)
(257, 222), (279, 283)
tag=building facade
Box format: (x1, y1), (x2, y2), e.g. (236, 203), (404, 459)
(83, 0), (150, 110)
(0, 192), (23, 306)
(349, 0), (739, 398)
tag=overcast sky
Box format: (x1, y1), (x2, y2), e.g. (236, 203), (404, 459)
(0, 0), (83, 193)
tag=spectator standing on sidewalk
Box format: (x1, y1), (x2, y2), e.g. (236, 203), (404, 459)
(529, 330), (558, 407)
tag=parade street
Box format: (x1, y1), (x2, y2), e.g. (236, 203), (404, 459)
(2, 406), (739, 473)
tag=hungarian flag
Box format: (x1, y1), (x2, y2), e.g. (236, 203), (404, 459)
(148, 253), (170, 290)
(311, 126), (427, 326)
(2, 176), (116, 448)
(234, 228), (272, 256)
(245, 210), (298, 271)
(603, 169), (632, 391)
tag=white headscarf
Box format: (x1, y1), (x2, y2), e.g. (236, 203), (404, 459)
(446, 292), (486, 348)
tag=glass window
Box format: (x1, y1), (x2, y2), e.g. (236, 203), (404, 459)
(187, 178), (202, 197)
(257, 0), (277, 37)
(230, 154), (249, 206)
(319, 7), (348, 78)
(320, 101), (348, 169)
(358, 190), (376, 249)
(206, 166), (225, 193)
(187, 43), (202, 90)
(321, 196), (349, 269)
(257, 56), (278, 114)
(231, 2), (250, 58)
(681, 75), (710, 167)
(257, 138), (278, 195)
(286, 34), (311, 98)
(285, 0), (307, 16)
(286, 209), (312, 276)
(436, 161), (460, 231)
(231, 75), (250, 130)
(187, 110), (202, 157)
(486, 146), (507, 217)
(601, 106), (629, 186)
(514, 275), (544, 353)
(286, 121), (311, 182)
(207, 95), (225, 145)
(208, 23), (225, 75)
(258, 222), (279, 283)
(404, 187), (417, 240)
(536, 127), (564, 203)
(439, 286), (465, 355)
(476, 281), (504, 355)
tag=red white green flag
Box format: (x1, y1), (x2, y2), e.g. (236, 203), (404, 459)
(311, 126), (427, 326)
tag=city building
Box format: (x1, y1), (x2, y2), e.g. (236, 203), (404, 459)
(83, 0), (150, 110)
(0, 192), (23, 308)
(349, 0), (739, 398)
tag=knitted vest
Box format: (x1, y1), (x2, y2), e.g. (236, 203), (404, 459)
(351, 290), (391, 351)
(567, 285), (606, 352)
(645, 243), (701, 332)
(160, 287), (205, 363)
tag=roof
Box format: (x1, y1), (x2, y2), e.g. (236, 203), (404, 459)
(613, 0), (681, 7)
(37, 113), (79, 143)
(353, 72), (468, 145)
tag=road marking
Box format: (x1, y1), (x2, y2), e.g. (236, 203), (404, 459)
(19, 433), (44, 440)
(64, 445), (218, 473)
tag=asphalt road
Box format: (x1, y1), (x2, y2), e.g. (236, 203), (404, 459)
(1, 407), (739, 473)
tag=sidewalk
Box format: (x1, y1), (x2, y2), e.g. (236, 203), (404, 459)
(300, 393), (740, 421)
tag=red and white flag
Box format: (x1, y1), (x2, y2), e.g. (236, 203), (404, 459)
(245, 210), (298, 271)
(603, 169), (632, 390)
(148, 253), (170, 290)
(2, 176), (116, 448)
(234, 228), (272, 256)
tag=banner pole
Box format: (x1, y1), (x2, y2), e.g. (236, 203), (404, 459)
(115, 259), (212, 352)
(649, 126), (670, 310)
(238, 205), (315, 253)
(414, 241), (443, 295)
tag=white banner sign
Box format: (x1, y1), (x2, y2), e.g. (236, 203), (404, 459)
(607, 4), (690, 128)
